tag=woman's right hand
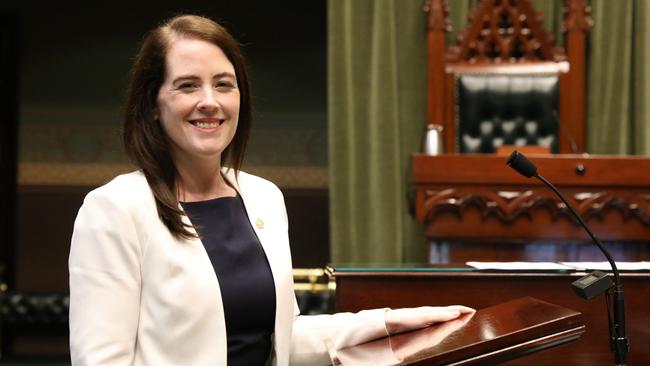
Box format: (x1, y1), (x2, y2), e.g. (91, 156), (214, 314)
(389, 310), (475, 362)
(384, 305), (475, 335)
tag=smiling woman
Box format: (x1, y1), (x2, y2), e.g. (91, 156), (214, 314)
(4, 2), (330, 361)
(68, 14), (474, 366)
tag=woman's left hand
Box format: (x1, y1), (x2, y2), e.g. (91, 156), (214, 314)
(384, 305), (475, 335)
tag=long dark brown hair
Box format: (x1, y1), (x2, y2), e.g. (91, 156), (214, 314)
(123, 15), (252, 239)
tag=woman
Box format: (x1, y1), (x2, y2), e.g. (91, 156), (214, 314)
(69, 14), (473, 366)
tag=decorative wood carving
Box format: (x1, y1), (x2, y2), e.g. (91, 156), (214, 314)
(449, 0), (565, 63)
(424, 0), (451, 32)
(422, 188), (650, 227)
(412, 155), (650, 243)
(563, 0), (593, 32)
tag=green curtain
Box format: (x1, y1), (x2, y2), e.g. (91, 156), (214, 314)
(328, 0), (427, 263)
(588, 0), (650, 154)
(328, 0), (650, 264)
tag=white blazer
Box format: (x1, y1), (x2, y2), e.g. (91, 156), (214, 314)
(69, 170), (395, 366)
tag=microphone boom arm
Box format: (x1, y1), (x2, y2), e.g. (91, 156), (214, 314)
(535, 174), (620, 284)
(506, 151), (629, 365)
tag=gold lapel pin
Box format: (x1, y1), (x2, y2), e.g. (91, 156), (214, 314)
(256, 218), (265, 229)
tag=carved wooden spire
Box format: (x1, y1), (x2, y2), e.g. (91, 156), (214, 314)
(424, 0), (451, 32)
(449, 0), (565, 63)
(563, 0), (593, 32)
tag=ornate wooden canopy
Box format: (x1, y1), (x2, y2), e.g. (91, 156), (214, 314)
(449, 0), (565, 63)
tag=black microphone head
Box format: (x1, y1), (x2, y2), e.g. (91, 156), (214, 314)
(506, 151), (538, 178)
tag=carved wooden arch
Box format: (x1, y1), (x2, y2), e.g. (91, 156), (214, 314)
(424, 0), (592, 154)
(450, 0), (564, 63)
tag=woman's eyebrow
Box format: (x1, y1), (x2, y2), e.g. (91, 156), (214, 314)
(214, 72), (237, 79)
(171, 75), (200, 84)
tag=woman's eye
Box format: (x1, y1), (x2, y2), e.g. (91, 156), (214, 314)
(178, 83), (197, 91)
(215, 81), (236, 90)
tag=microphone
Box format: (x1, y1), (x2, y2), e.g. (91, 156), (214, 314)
(506, 151), (629, 365)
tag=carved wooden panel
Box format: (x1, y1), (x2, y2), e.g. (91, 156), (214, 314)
(412, 154), (650, 243)
(422, 188), (650, 227)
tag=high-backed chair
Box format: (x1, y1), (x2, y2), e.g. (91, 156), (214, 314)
(425, 0), (592, 154)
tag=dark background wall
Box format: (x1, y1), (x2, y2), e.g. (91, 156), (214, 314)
(0, 13), (19, 292)
(12, 0), (328, 168)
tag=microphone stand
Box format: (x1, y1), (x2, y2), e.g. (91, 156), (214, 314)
(506, 151), (629, 365)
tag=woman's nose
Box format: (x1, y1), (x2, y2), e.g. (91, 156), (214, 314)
(197, 88), (219, 112)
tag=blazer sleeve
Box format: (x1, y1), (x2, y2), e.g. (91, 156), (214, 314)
(69, 188), (143, 366)
(289, 302), (398, 365)
(261, 177), (394, 365)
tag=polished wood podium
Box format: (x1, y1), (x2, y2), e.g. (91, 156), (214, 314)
(331, 265), (650, 365)
(334, 297), (584, 366)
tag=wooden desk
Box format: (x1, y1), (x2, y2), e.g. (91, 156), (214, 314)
(332, 267), (650, 365)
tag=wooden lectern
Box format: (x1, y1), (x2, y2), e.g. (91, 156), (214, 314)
(333, 297), (584, 366)
(331, 265), (650, 365)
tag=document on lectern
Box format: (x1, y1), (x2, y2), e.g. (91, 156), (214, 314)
(466, 261), (574, 270)
(466, 261), (650, 271)
(560, 261), (650, 271)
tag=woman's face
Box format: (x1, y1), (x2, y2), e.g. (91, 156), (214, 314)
(156, 37), (240, 166)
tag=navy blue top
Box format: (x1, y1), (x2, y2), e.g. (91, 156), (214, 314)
(181, 194), (276, 365)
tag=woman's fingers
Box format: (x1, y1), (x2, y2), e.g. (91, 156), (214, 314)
(385, 305), (476, 335)
(445, 305), (476, 315)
